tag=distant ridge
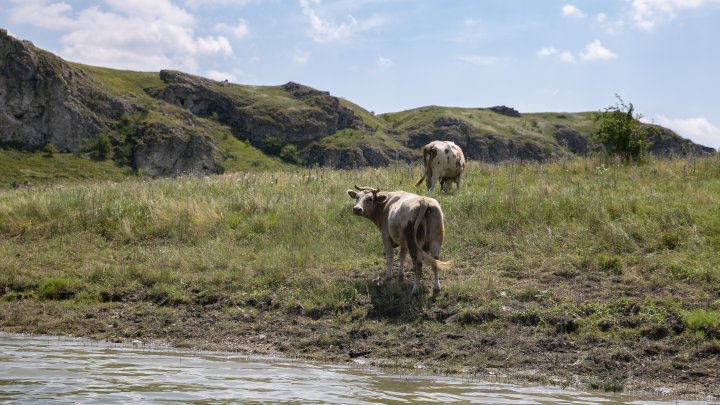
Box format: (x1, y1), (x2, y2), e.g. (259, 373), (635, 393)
(1, 29), (713, 176)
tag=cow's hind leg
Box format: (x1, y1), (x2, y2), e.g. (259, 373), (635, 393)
(398, 245), (407, 281)
(404, 225), (423, 294)
(426, 174), (436, 192)
(428, 232), (443, 294)
(455, 172), (463, 193)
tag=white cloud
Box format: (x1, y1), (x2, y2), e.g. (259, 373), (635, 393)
(184, 0), (253, 8)
(538, 46), (573, 62)
(215, 19), (250, 40)
(206, 69), (237, 82)
(579, 39), (617, 61)
(298, 0), (382, 43)
(656, 115), (720, 149)
(5, 0), (233, 73)
(376, 55), (394, 69)
(196, 36), (232, 56)
(538, 47), (558, 57)
(293, 49), (311, 64)
(595, 13), (625, 35)
(7, 0), (75, 29)
(562, 4), (587, 18)
(538, 40), (616, 63)
(631, 0), (710, 31)
(458, 55), (499, 66)
(558, 51), (577, 63)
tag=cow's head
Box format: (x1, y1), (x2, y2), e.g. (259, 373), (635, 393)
(346, 185), (388, 218)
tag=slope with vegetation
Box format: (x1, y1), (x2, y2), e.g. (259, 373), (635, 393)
(1, 29), (714, 184)
(1, 156), (719, 398)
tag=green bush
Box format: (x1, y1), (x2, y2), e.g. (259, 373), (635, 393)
(95, 134), (113, 160)
(42, 143), (58, 157)
(280, 144), (302, 164)
(593, 95), (650, 162)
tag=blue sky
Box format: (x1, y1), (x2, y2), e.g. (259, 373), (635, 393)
(2, 0), (719, 148)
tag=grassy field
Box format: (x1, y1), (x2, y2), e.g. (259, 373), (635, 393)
(1, 156), (719, 398)
(0, 150), (132, 188)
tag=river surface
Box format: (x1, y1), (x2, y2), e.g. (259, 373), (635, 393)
(0, 333), (713, 404)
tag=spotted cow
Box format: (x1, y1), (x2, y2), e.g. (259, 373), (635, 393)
(415, 140), (466, 193)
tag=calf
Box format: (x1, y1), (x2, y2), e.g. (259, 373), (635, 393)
(347, 186), (450, 294)
(415, 140), (466, 193)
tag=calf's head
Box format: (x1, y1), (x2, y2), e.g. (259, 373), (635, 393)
(346, 185), (387, 218)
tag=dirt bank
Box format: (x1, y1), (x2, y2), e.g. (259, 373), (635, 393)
(1, 299), (718, 401)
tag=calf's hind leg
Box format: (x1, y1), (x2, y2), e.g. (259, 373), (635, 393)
(404, 225), (423, 294)
(398, 245), (407, 280)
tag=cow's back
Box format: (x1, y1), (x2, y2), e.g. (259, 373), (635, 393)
(425, 141), (464, 179)
(381, 192), (443, 245)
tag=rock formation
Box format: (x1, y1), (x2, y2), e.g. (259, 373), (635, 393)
(0, 29), (128, 152)
(1, 30), (714, 175)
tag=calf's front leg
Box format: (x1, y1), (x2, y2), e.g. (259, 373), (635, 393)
(403, 225), (423, 294)
(383, 237), (395, 282)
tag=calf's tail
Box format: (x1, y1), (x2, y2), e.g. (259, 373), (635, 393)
(422, 251), (451, 269)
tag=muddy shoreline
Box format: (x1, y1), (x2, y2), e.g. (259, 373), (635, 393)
(2, 300), (718, 401)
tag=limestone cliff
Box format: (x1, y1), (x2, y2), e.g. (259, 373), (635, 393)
(147, 71), (364, 152)
(0, 29), (128, 152)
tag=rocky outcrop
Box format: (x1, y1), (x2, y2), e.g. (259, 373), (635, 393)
(300, 143), (414, 169)
(401, 115), (564, 163)
(487, 105), (521, 117)
(404, 116), (470, 149)
(647, 125), (715, 156)
(463, 135), (562, 162)
(149, 71), (363, 152)
(0, 33), (222, 176)
(0, 29), (128, 151)
(553, 126), (588, 155)
(132, 121), (219, 177)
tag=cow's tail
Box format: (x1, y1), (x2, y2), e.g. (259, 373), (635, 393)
(422, 251), (452, 269)
(414, 145), (433, 187)
(414, 202), (429, 233)
(413, 202), (451, 269)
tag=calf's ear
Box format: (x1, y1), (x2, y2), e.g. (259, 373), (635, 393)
(376, 194), (388, 203)
(347, 190), (357, 199)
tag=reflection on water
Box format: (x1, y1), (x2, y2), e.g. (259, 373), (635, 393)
(0, 333), (711, 404)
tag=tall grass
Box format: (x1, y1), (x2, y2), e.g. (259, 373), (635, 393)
(1, 156), (719, 332)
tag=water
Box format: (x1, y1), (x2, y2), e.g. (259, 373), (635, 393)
(0, 333), (713, 404)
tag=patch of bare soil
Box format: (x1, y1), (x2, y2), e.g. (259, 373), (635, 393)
(1, 300), (718, 401)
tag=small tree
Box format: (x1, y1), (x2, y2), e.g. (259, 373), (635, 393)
(593, 95), (650, 162)
(280, 144), (302, 164)
(95, 134), (113, 160)
(42, 143), (58, 157)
